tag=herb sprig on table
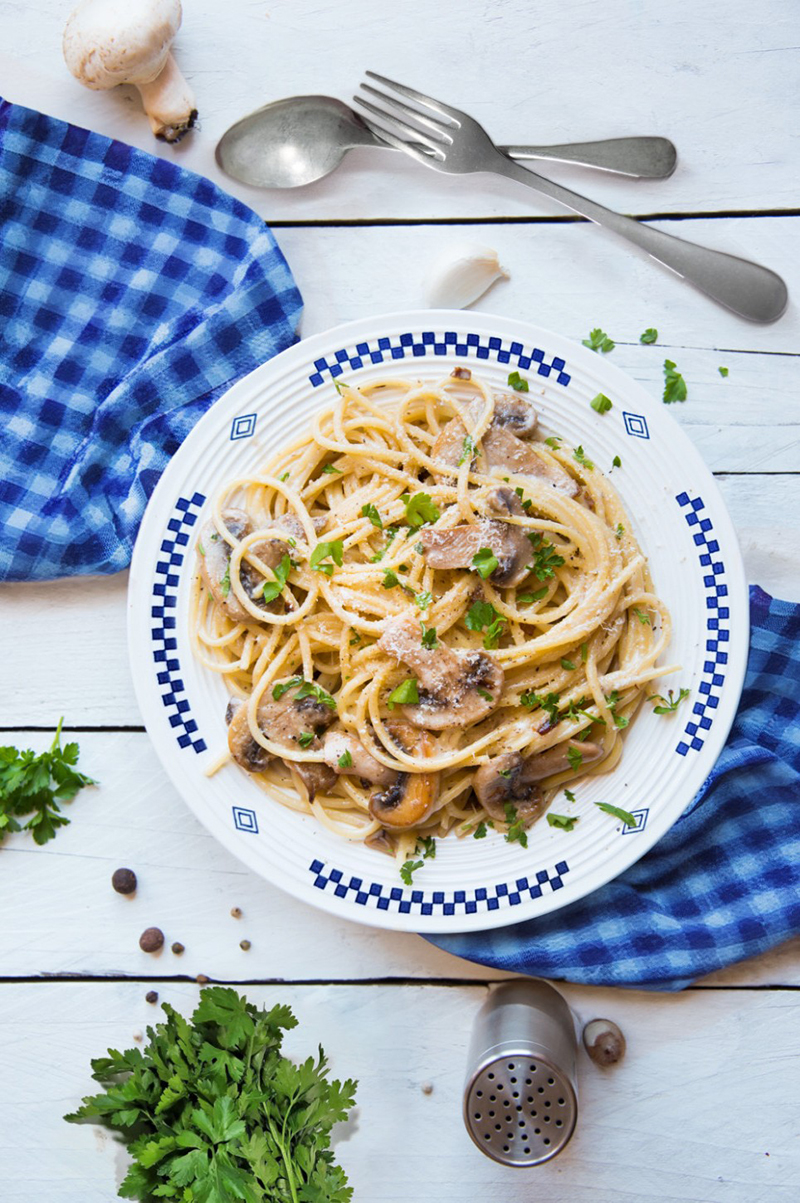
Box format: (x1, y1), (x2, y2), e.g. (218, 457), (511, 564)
(65, 986), (357, 1203)
(0, 719), (96, 846)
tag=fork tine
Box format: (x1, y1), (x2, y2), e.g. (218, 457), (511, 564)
(360, 84), (451, 140)
(353, 96), (447, 156)
(365, 70), (460, 124)
(352, 110), (441, 166)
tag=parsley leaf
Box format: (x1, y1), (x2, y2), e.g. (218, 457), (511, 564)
(567, 745), (583, 772)
(663, 359), (688, 403)
(420, 622), (438, 650)
(416, 835), (437, 860)
(529, 538), (565, 581)
(582, 327), (615, 353)
(483, 617), (506, 650)
(0, 720), (97, 847)
(272, 678), (337, 710)
(718, 366), (729, 377)
(261, 553), (292, 603)
(518, 587), (548, 604)
(561, 657), (576, 671)
(596, 802), (637, 826)
(402, 492), (440, 528)
(564, 788), (576, 803)
(338, 750), (353, 768)
(611, 455), (622, 469)
(615, 522), (625, 539)
(279, 470), (290, 481)
(458, 435), (475, 466)
(466, 599), (496, 631)
(298, 732), (315, 748)
(361, 503), (383, 529)
(65, 986), (357, 1203)
(400, 859), (424, 885)
(321, 462), (342, 474)
(648, 687), (690, 714)
(220, 561), (231, 598)
(370, 526), (398, 562)
(387, 678), (420, 708)
(544, 436), (562, 449)
(471, 547), (499, 579)
(590, 393), (613, 414)
(473, 821), (488, 839)
(415, 590), (432, 611)
(633, 607), (651, 625)
(476, 687), (494, 702)
(504, 802), (528, 848)
(573, 445), (594, 470)
(310, 539), (344, 576)
(507, 370), (529, 392)
(547, 813), (578, 831)
(639, 328), (658, 344)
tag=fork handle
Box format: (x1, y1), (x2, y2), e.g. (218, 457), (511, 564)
(501, 136), (677, 180)
(495, 155), (787, 323)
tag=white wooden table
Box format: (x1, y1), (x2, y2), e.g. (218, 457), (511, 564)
(2, 2), (799, 1199)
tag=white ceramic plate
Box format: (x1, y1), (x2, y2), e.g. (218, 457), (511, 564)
(128, 311), (748, 933)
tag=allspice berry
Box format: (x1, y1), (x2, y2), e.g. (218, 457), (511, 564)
(171, 942), (185, 955)
(112, 867), (137, 895)
(139, 927), (165, 953)
(230, 907), (242, 919)
(145, 990), (159, 1004)
(196, 973), (209, 984)
(239, 939), (251, 951)
(583, 1018), (626, 1066)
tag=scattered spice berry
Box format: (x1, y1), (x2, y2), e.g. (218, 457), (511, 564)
(196, 973), (209, 984)
(145, 990), (159, 1005)
(230, 906), (242, 918)
(239, 939), (251, 951)
(421, 1081), (434, 1095)
(583, 1018), (626, 1065)
(132, 1030), (143, 1043)
(138, 927), (164, 953)
(171, 941), (185, 955)
(111, 867), (137, 895)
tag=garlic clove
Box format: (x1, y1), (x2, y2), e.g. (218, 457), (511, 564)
(424, 243), (509, 310)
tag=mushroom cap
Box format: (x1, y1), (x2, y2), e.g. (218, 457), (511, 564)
(64, 0), (183, 90)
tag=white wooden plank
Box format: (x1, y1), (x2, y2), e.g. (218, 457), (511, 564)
(0, 731), (797, 988)
(1, 0), (798, 220)
(1, 981), (798, 1201)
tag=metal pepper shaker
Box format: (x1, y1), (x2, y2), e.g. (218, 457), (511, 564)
(463, 980), (578, 1166)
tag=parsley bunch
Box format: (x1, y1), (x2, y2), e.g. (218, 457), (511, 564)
(65, 987), (357, 1203)
(0, 719), (96, 846)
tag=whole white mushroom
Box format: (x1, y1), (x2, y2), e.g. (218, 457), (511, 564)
(63, 0), (197, 143)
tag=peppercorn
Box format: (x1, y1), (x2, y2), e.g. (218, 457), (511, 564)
(230, 906), (242, 918)
(145, 990), (158, 1004)
(139, 927), (164, 953)
(239, 939), (251, 951)
(171, 941), (185, 955)
(111, 867), (137, 895)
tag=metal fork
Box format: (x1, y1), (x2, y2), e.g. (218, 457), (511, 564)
(354, 73), (788, 324)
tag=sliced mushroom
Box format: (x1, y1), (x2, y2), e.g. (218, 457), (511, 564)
(482, 426), (579, 496)
(365, 827), (396, 856)
(225, 679), (336, 771)
(491, 391), (539, 437)
(322, 730), (398, 786)
(368, 721), (439, 829)
(198, 507), (294, 621)
(225, 697), (271, 773)
(430, 392), (538, 471)
(379, 616), (504, 729)
(277, 512), (328, 542)
(420, 516), (530, 587)
(289, 761), (338, 804)
(474, 740), (605, 821)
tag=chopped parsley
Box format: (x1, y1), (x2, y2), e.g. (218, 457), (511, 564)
(663, 359), (687, 403)
(387, 678), (420, 708)
(415, 590), (432, 611)
(220, 562), (231, 598)
(361, 503), (383, 529)
(370, 526), (399, 562)
(458, 435), (475, 466)
(465, 600), (496, 631)
(400, 859), (424, 885)
(416, 835), (437, 860)
(476, 687), (494, 703)
(633, 607), (651, 625)
(648, 687), (690, 714)
(279, 471), (290, 481)
(338, 750), (353, 768)
(564, 788), (576, 803)
(612, 455), (622, 469)
(471, 547), (499, 579)
(547, 813), (578, 831)
(402, 492), (440, 528)
(544, 436), (562, 449)
(615, 522), (625, 539)
(420, 621), (438, 650)
(605, 690), (629, 729)
(507, 370), (529, 392)
(596, 802), (637, 826)
(639, 328), (658, 344)
(518, 587), (548, 604)
(582, 327), (615, 353)
(529, 537), (565, 581)
(520, 691), (560, 725)
(573, 445), (594, 470)
(718, 366), (729, 377)
(567, 745), (583, 772)
(272, 678), (337, 710)
(483, 617), (506, 650)
(473, 821), (488, 839)
(561, 657), (576, 671)
(513, 486), (534, 513)
(321, 463), (341, 475)
(503, 802), (528, 847)
(298, 732), (315, 749)
(261, 553), (292, 603)
(590, 393), (613, 414)
(310, 539), (344, 576)
(349, 632), (361, 646)
(197, 540), (205, 556)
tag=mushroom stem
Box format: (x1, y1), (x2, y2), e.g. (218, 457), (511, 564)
(136, 51), (197, 141)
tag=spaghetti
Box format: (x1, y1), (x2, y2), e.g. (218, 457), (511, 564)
(190, 369), (673, 865)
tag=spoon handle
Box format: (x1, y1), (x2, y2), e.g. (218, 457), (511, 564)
(500, 136), (677, 179)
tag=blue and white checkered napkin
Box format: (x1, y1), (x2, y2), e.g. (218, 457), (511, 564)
(0, 98), (302, 581)
(429, 587), (800, 990)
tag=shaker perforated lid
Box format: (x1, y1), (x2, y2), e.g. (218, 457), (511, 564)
(463, 981), (578, 1167)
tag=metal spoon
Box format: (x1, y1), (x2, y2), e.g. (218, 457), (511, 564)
(216, 94), (677, 189)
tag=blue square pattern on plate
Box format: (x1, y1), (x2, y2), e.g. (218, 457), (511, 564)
(307, 858), (570, 915)
(232, 806), (259, 834)
(308, 333), (571, 388)
(152, 493), (208, 753)
(674, 492), (729, 756)
(230, 413), (258, 441)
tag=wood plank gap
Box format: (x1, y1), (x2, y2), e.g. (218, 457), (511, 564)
(268, 208), (800, 229)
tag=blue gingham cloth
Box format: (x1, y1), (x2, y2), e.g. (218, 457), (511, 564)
(429, 587), (800, 990)
(0, 99), (302, 581)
